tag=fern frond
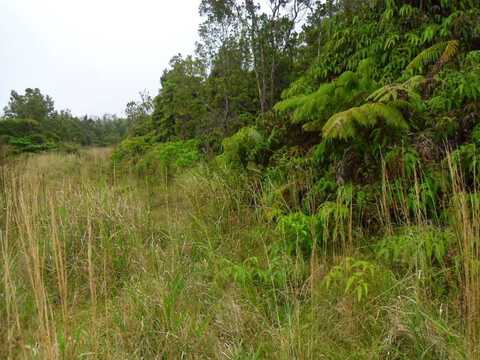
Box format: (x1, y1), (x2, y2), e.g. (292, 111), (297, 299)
(336, 71), (358, 90)
(319, 103), (408, 140)
(367, 82), (422, 110)
(402, 75), (426, 91)
(273, 95), (306, 114)
(439, 40), (459, 65)
(368, 85), (402, 103)
(405, 40), (459, 75)
(290, 83), (336, 124)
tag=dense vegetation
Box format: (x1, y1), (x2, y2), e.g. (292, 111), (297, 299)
(3, 0), (480, 358)
(0, 88), (129, 154)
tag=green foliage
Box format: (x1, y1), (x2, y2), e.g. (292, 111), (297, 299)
(367, 76), (425, 111)
(275, 59), (378, 132)
(321, 102), (408, 140)
(136, 140), (201, 176)
(275, 186), (352, 257)
(405, 40), (460, 76)
(7, 1), (480, 357)
(219, 126), (267, 168)
(1, 89), (129, 154)
(6, 136), (57, 153)
(376, 227), (454, 272)
(0, 118), (59, 153)
(384, 146), (420, 178)
(0, 118), (41, 137)
(324, 257), (378, 303)
(276, 212), (318, 256)
(111, 136), (152, 164)
(450, 143), (480, 174)
(427, 56), (480, 112)
(3, 88), (54, 121)
(303, 174), (338, 210)
(222, 255), (291, 289)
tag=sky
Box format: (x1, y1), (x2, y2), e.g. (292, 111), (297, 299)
(0, 0), (202, 117)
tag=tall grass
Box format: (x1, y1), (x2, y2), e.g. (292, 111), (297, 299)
(0, 148), (478, 358)
(446, 154), (480, 359)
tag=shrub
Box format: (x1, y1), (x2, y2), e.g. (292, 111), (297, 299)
(324, 257), (378, 303)
(375, 226), (454, 276)
(6, 136), (57, 153)
(57, 142), (80, 154)
(111, 136), (152, 164)
(276, 212), (320, 256)
(135, 139), (201, 177)
(219, 126), (267, 168)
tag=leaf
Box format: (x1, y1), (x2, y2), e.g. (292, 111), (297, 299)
(356, 286), (363, 302)
(345, 276), (355, 294)
(320, 103), (408, 140)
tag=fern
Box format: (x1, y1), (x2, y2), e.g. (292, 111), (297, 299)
(384, 34), (400, 50)
(274, 83), (337, 124)
(405, 40), (460, 75)
(422, 25), (439, 44)
(318, 103), (408, 140)
(406, 33), (422, 47)
(367, 77), (425, 111)
(402, 75), (427, 92)
(399, 4), (418, 18)
(275, 62), (377, 128)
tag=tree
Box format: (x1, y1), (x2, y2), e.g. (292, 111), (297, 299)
(3, 88), (55, 122)
(152, 55), (207, 141)
(197, 0), (258, 139)
(243, 0), (312, 113)
(125, 91), (154, 137)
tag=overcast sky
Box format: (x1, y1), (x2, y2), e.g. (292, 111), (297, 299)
(0, 0), (202, 117)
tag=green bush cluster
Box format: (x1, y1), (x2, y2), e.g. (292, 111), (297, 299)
(111, 136), (152, 164)
(136, 140), (201, 176)
(218, 126), (267, 168)
(112, 136), (201, 178)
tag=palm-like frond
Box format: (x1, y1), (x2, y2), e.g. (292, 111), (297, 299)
(273, 95), (307, 115)
(402, 75), (426, 91)
(405, 40), (459, 75)
(438, 40), (459, 65)
(318, 103), (408, 140)
(368, 75), (426, 111)
(274, 83), (337, 124)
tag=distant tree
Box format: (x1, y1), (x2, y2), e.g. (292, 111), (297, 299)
(0, 88), (129, 152)
(125, 91), (154, 137)
(3, 88), (55, 122)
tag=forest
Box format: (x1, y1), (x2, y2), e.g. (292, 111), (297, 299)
(2, 0), (480, 358)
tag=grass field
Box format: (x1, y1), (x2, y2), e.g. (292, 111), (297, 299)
(0, 149), (477, 359)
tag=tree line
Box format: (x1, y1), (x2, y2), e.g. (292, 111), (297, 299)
(128, 0), (479, 159)
(0, 88), (129, 153)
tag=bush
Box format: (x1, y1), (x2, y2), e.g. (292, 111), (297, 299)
(135, 139), (201, 177)
(6, 136), (57, 153)
(111, 136), (152, 164)
(219, 126), (267, 168)
(276, 212), (320, 256)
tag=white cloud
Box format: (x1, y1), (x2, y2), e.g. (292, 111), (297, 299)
(0, 0), (201, 116)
